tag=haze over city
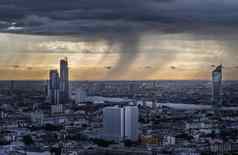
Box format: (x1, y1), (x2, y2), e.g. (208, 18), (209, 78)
(1, 0), (238, 80)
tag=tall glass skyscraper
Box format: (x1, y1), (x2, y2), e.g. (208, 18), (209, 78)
(212, 65), (223, 105)
(49, 69), (60, 105)
(60, 57), (69, 103)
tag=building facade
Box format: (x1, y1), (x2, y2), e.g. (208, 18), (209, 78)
(124, 106), (139, 141)
(212, 65), (223, 105)
(103, 106), (139, 142)
(48, 58), (70, 105)
(60, 57), (69, 103)
(49, 69), (60, 105)
(103, 106), (125, 141)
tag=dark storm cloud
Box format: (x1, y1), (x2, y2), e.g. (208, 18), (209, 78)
(0, 0), (175, 21)
(105, 33), (141, 79)
(1, 0), (238, 34)
(1, 0), (236, 37)
(0, 0), (172, 78)
(1, 0), (238, 78)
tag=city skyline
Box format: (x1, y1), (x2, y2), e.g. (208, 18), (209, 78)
(1, 1), (238, 154)
(0, 56), (236, 80)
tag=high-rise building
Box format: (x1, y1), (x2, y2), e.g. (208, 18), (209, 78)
(48, 58), (70, 105)
(212, 65), (223, 105)
(103, 107), (125, 141)
(60, 57), (69, 103)
(49, 69), (60, 105)
(124, 106), (139, 141)
(103, 106), (139, 141)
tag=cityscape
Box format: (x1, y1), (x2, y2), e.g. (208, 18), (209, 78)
(0, 58), (238, 155)
(1, 0), (238, 155)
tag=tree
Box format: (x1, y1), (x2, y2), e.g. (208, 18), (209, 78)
(0, 135), (10, 145)
(22, 135), (34, 145)
(92, 139), (114, 147)
(124, 139), (133, 147)
(44, 124), (63, 131)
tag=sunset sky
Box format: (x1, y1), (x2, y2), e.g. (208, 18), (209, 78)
(0, 0), (238, 80)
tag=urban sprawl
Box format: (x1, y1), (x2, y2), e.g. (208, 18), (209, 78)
(0, 59), (238, 155)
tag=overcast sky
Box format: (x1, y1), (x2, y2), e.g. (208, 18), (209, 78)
(0, 0), (238, 80)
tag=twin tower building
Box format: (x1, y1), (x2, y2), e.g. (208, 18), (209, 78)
(48, 58), (69, 105)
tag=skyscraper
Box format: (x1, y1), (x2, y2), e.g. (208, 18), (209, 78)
(212, 65), (223, 105)
(103, 106), (139, 141)
(124, 106), (139, 141)
(49, 69), (60, 105)
(103, 107), (125, 141)
(60, 57), (69, 103)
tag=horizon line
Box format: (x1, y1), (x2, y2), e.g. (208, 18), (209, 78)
(0, 79), (237, 82)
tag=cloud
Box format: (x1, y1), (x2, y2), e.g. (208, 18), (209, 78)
(145, 66), (152, 69)
(0, 0), (238, 79)
(7, 25), (24, 31)
(105, 66), (112, 70)
(12, 65), (20, 69)
(20, 15), (52, 26)
(170, 66), (176, 70)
